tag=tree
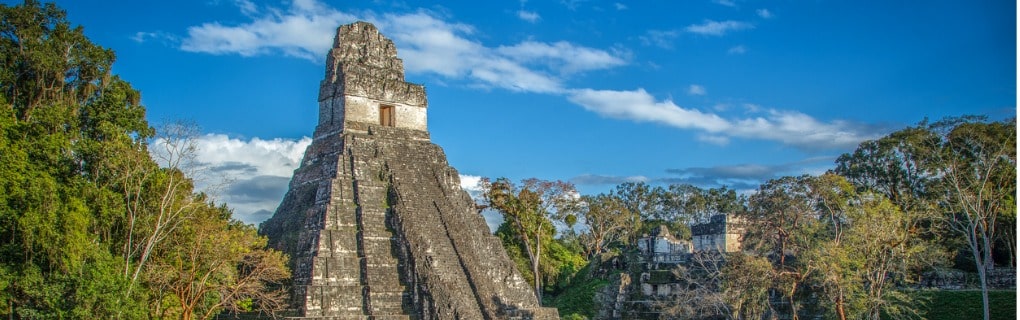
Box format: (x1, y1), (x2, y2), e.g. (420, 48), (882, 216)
(927, 118), (1016, 320)
(147, 205), (289, 320)
(0, 0), (114, 122)
(720, 252), (773, 320)
(659, 252), (730, 320)
(741, 175), (821, 320)
(122, 121), (205, 295)
(834, 126), (937, 211)
(577, 194), (634, 258)
(659, 184), (744, 225)
(480, 178), (578, 301)
(807, 174), (931, 320)
(609, 182), (657, 243)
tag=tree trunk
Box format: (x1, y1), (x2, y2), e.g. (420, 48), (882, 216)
(967, 225), (991, 320)
(835, 291), (847, 320)
(533, 233), (542, 302)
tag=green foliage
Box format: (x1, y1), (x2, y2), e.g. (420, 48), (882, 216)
(544, 238), (586, 292)
(0, 2), (289, 318)
(836, 116), (1016, 320)
(496, 222), (586, 294)
(548, 261), (607, 320)
(482, 177), (579, 300)
(577, 193), (636, 258)
(148, 205), (289, 319)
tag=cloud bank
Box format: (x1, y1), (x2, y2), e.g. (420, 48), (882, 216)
(684, 20), (753, 36)
(571, 156), (836, 193)
(185, 134), (311, 224)
(567, 88), (879, 150)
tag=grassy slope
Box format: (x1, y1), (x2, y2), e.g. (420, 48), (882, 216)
(548, 262), (610, 319)
(920, 290), (1016, 320)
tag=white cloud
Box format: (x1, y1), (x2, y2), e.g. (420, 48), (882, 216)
(561, 0), (586, 10)
(614, 3), (627, 10)
(184, 134), (312, 224)
(697, 134), (730, 145)
(713, 0), (737, 7)
(639, 29), (680, 49)
(131, 31), (158, 43)
(233, 0), (258, 16)
(685, 20), (753, 36)
(458, 174), (503, 232)
(131, 31), (177, 45)
(517, 10), (540, 23)
(566, 88), (880, 150)
(687, 84), (707, 96)
(459, 174), (483, 194)
(567, 88), (730, 132)
(177, 1), (628, 94)
(727, 45), (747, 54)
(728, 110), (872, 149)
(376, 13), (625, 93)
(664, 156), (838, 190)
(496, 41), (628, 74)
(180, 2), (355, 61)
(757, 9), (773, 19)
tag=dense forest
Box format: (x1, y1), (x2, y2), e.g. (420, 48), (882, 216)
(481, 115), (1016, 320)
(0, 1), (1015, 320)
(0, 1), (289, 318)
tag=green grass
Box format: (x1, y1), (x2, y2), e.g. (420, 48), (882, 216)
(549, 277), (609, 319)
(920, 290), (1015, 320)
(547, 261), (611, 319)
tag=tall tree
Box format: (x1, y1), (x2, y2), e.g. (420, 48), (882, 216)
(741, 175), (822, 319)
(577, 194), (634, 258)
(807, 174), (931, 320)
(927, 118), (1016, 320)
(609, 182), (657, 239)
(123, 121), (204, 295)
(480, 178), (578, 301)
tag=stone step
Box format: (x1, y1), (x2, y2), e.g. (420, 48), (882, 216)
(305, 285), (366, 316)
(318, 228), (359, 255)
(325, 208), (359, 229)
(362, 273), (403, 288)
(311, 257), (362, 286)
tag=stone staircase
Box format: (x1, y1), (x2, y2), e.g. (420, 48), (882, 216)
(290, 134), (410, 319)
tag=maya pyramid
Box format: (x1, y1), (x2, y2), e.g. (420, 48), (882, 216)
(258, 21), (559, 320)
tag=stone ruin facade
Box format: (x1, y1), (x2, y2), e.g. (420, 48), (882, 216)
(258, 22), (558, 319)
(690, 214), (744, 253)
(636, 225), (692, 266)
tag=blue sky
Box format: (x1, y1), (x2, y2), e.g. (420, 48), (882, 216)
(35, 0), (1016, 225)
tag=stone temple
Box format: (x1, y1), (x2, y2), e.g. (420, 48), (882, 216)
(258, 22), (558, 319)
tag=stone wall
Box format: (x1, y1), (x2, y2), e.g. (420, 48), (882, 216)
(691, 214), (743, 253)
